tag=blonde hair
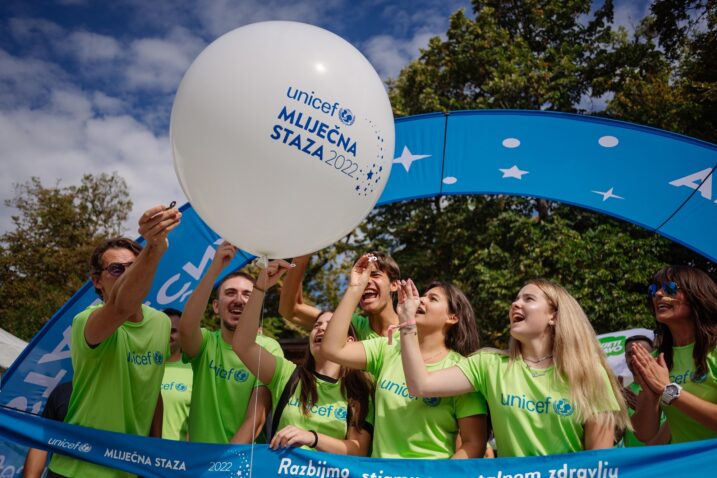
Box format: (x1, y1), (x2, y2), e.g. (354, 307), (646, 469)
(508, 279), (629, 431)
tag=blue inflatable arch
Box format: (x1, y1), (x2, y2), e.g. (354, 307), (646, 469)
(382, 110), (717, 263)
(2, 110), (717, 478)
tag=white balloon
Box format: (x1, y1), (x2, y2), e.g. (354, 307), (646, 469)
(171, 21), (394, 258)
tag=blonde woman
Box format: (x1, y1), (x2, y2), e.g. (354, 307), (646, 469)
(397, 278), (629, 457)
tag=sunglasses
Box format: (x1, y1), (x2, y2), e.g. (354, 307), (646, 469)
(648, 281), (679, 298)
(101, 262), (134, 277)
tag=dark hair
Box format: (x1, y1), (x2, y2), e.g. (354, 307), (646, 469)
(162, 308), (182, 318)
(89, 237), (142, 297)
(426, 280), (480, 356)
(297, 323), (374, 431)
(624, 335), (654, 348)
(367, 251), (400, 282)
(213, 271), (255, 296)
(650, 265), (717, 378)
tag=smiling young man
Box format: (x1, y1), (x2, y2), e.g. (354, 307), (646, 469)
(179, 241), (284, 444)
(278, 252), (400, 340)
(48, 204), (181, 478)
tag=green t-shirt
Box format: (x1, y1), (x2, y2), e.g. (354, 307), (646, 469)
(352, 313), (399, 342)
(161, 360), (193, 440)
(663, 343), (717, 443)
(268, 357), (373, 449)
(49, 304), (170, 478)
(622, 382), (666, 447)
(185, 328), (283, 443)
(363, 338), (486, 458)
(457, 351), (619, 457)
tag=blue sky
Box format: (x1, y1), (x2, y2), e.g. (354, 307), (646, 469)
(0, 0), (652, 236)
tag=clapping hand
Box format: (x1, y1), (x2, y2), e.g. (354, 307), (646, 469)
(397, 278), (420, 324)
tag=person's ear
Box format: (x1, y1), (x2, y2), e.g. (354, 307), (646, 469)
(346, 336), (355, 344)
(446, 314), (459, 325)
(212, 299), (219, 315)
(91, 275), (104, 298)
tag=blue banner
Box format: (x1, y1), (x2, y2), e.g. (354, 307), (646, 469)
(1, 405), (717, 478)
(1, 110), (716, 476)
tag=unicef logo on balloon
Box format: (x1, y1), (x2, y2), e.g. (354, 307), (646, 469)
(423, 397), (441, 408)
(552, 399), (574, 417)
(171, 21), (394, 259)
(334, 407), (348, 420)
(153, 352), (164, 365)
(339, 108), (355, 126)
(78, 443), (92, 453)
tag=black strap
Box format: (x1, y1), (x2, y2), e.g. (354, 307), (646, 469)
(269, 367), (302, 440)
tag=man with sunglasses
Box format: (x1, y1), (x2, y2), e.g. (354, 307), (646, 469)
(48, 204), (181, 478)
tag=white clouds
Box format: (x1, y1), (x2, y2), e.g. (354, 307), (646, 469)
(125, 27), (205, 92)
(92, 91), (127, 114)
(0, 49), (68, 106)
(8, 17), (65, 45)
(0, 83), (184, 237)
(363, 31), (437, 79)
(62, 31), (121, 62)
(195, 0), (345, 38)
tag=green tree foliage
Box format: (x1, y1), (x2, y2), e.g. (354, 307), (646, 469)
(299, 0), (716, 347)
(0, 173), (131, 340)
(389, 0), (616, 115)
(605, 1), (716, 143)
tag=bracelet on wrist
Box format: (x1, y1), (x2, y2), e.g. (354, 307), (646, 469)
(308, 430), (318, 448)
(253, 285), (266, 293)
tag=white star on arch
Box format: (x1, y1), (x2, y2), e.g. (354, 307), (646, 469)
(499, 165), (529, 179)
(393, 146), (431, 173)
(592, 187), (624, 202)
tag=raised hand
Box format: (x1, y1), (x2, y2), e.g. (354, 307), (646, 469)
(397, 278), (420, 324)
(257, 259), (293, 291)
(138, 204), (181, 250)
(210, 241), (237, 271)
(632, 343), (670, 395)
(348, 254), (375, 290)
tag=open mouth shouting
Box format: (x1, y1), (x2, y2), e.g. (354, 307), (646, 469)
(510, 311), (525, 325)
(228, 303), (244, 317)
(360, 288), (379, 306)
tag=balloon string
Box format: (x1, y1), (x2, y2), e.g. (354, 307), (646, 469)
(248, 284), (266, 478)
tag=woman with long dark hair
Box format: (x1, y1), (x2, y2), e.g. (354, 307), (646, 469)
(232, 259), (373, 454)
(632, 265), (717, 444)
(395, 277), (628, 457)
(322, 254), (487, 459)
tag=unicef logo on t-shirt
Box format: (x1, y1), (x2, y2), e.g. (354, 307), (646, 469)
(423, 397), (442, 407)
(553, 399), (574, 417)
(334, 407), (348, 420)
(691, 373), (708, 384)
(339, 108), (355, 126)
(176, 383), (188, 392)
(236, 369), (249, 382)
(153, 352), (164, 365)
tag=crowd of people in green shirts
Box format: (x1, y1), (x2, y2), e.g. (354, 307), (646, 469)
(23, 205), (717, 477)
